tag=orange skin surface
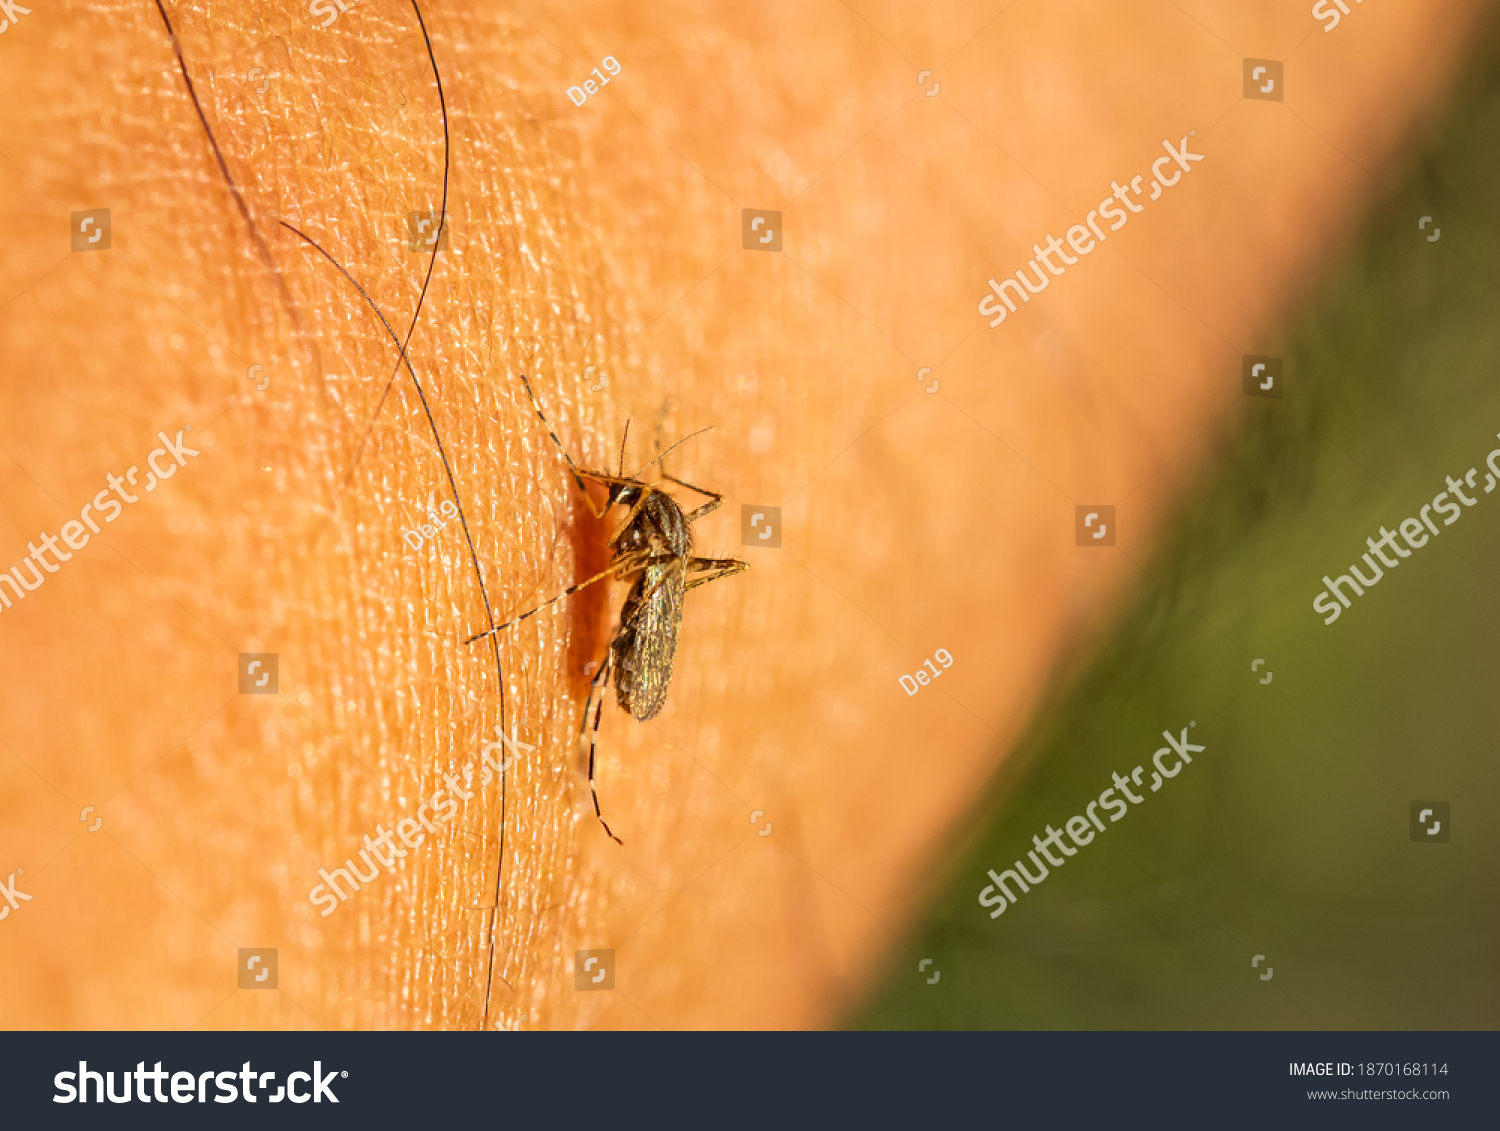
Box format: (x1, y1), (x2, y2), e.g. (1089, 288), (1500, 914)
(0, 0), (1487, 1028)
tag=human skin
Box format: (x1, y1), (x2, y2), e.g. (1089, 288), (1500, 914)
(0, 1), (1488, 1029)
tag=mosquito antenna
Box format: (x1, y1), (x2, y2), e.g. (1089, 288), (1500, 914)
(633, 426), (714, 477)
(618, 419), (631, 478)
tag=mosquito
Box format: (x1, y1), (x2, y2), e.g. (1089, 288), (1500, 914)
(466, 375), (747, 843)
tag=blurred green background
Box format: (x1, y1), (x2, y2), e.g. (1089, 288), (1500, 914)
(853, 24), (1500, 1030)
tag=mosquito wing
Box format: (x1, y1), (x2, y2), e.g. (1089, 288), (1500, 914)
(613, 559), (685, 721)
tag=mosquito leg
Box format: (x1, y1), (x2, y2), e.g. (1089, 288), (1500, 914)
(627, 556), (689, 606)
(463, 550), (650, 643)
(580, 650), (623, 844)
(683, 557), (749, 591)
(578, 647), (611, 758)
(659, 473), (726, 521)
(518, 374), (611, 519)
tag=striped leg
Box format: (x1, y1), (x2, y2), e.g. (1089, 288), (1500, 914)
(463, 549), (653, 644)
(581, 648), (623, 844)
(684, 556), (749, 591)
(518, 373), (610, 519)
(659, 472), (725, 522)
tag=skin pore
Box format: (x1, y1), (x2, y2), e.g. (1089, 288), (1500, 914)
(0, 1), (1488, 1029)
